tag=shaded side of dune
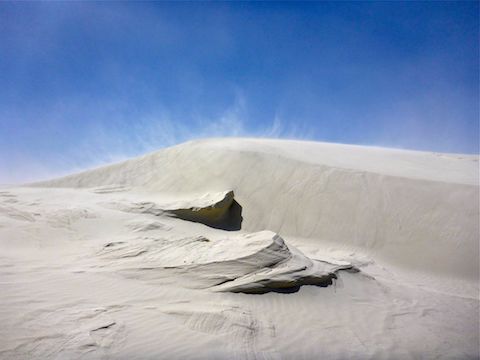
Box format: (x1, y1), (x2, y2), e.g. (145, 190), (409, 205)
(166, 191), (243, 230)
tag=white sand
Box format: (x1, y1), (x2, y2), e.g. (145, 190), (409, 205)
(0, 138), (478, 359)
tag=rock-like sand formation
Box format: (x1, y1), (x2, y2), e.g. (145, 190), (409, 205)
(128, 190), (243, 230)
(0, 138), (478, 359)
(97, 229), (353, 294)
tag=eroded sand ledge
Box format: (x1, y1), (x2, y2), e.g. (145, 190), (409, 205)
(98, 228), (354, 294)
(96, 190), (350, 294)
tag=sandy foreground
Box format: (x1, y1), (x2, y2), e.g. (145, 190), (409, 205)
(0, 138), (478, 359)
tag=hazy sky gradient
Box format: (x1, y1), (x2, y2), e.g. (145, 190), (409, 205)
(1, 1), (478, 183)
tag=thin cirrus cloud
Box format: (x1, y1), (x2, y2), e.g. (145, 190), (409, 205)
(75, 93), (312, 169)
(0, 1), (478, 183)
(1, 94), (312, 184)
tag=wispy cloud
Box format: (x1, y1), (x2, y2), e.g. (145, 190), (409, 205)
(0, 92), (314, 184)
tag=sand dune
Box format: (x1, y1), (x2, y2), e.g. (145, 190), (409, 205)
(1, 138), (478, 359)
(37, 138), (479, 280)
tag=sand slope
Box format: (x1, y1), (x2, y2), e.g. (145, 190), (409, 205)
(37, 138), (479, 280)
(1, 138), (478, 359)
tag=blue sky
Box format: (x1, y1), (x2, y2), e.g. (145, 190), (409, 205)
(0, 1), (478, 183)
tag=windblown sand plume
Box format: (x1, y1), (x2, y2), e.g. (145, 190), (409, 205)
(0, 138), (478, 359)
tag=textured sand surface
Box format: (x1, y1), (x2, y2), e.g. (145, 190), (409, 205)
(0, 138), (478, 359)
